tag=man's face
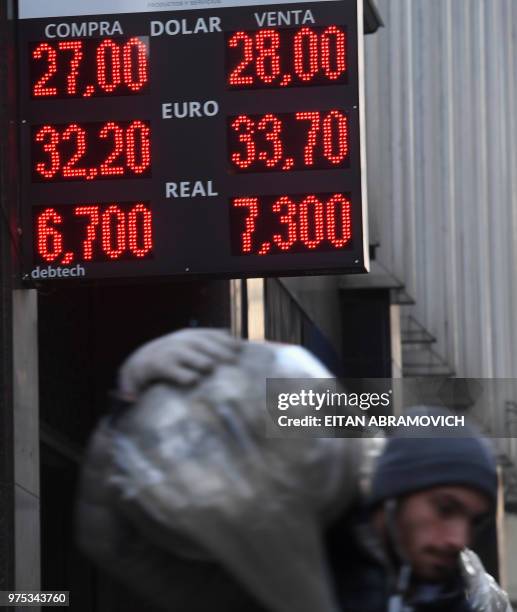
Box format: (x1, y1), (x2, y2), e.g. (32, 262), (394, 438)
(395, 486), (490, 582)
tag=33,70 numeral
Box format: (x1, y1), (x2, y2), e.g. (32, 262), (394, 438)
(230, 110), (349, 172)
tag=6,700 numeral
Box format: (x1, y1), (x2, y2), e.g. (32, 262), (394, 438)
(36, 203), (153, 264)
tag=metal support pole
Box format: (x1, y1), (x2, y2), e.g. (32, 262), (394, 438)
(246, 278), (265, 341)
(0, 1), (41, 602)
(0, 0), (16, 599)
(13, 289), (40, 593)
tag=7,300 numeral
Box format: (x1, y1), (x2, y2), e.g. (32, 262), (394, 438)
(233, 193), (352, 255)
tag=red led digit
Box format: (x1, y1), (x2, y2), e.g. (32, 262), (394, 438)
(321, 26), (346, 80)
(227, 26), (348, 89)
(126, 120), (151, 174)
(322, 111), (349, 164)
(326, 194), (352, 247)
(58, 40), (84, 95)
(229, 110), (349, 173)
(97, 39), (121, 93)
(128, 203), (153, 257)
(299, 195), (324, 248)
(228, 31), (254, 86)
(101, 205), (126, 258)
(123, 37), (149, 91)
(255, 29), (281, 84)
(230, 194), (352, 256)
(37, 208), (64, 261)
(293, 27), (319, 82)
(257, 114), (283, 168)
(74, 206), (100, 260)
(35, 125), (61, 179)
(33, 121), (151, 182)
(34, 203), (153, 264)
(295, 111), (321, 166)
(233, 197), (258, 252)
(31, 37), (149, 98)
(32, 43), (58, 97)
(61, 124), (88, 178)
(99, 122), (125, 176)
(272, 196), (297, 250)
(231, 115), (256, 169)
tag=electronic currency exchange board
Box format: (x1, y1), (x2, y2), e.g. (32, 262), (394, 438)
(17, 0), (368, 282)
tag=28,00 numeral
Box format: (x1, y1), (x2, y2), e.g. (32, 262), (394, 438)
(228, 26), (346, 88)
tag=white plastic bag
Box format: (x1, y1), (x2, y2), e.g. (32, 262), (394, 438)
(78, 341), (362, 612)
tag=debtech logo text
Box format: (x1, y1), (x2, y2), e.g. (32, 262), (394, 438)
(31, 264), (86, 279)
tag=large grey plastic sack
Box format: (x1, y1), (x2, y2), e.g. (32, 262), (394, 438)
(77, 341), (376, 612)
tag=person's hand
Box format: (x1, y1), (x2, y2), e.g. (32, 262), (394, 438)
(117, 328), (242, 398)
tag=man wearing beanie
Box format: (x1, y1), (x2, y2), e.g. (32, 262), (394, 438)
(328, 406), (509, 612)
(84, 330), (511, 612)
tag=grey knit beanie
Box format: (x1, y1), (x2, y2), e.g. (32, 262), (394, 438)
(369, 406), (497, 506)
